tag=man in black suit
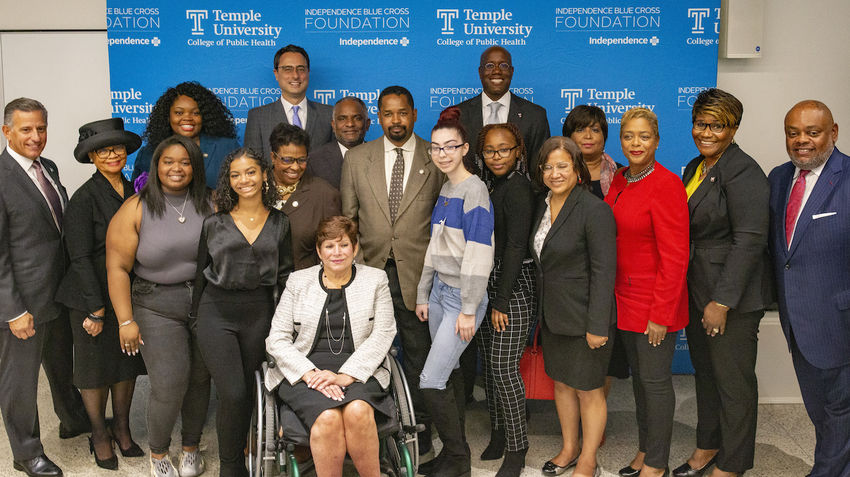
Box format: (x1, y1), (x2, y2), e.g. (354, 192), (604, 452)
(245, 44), (334, 159)
(453, 46), (550, 173)
(306, 96), (371, 189)
(0, 98), (88, 477)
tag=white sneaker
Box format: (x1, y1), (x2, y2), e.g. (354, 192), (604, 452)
(151, 455), (178, 477)
(178, 449), (205, 477)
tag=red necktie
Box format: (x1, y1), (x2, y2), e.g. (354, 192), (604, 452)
(32, 160), (63, 230)
(785, 169), (809, 246)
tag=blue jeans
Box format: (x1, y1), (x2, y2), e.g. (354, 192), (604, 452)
(420, 274), (488, 390)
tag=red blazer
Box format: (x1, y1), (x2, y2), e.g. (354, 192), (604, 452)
(604, 163), (689, 333)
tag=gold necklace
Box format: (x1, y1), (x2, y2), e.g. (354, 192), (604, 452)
(277, 181), (299, 197)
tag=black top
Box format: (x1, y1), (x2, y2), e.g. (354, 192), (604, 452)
(590, 162), (625, 200)
(56, 172), (134, 313)
(489, 171), (535, 312)
(193, 209), (293, 312)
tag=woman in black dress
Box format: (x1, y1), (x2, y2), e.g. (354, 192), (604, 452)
(193, 147), (293, 477)
(266, 216), (397, 477)
(56, 118), (146, 470)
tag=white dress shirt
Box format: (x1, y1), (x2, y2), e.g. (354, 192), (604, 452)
(788, 159), (827, 247)
(281, 96), (308, 127)
(383, 135), (415, 195)
(481, 92), (511, 125)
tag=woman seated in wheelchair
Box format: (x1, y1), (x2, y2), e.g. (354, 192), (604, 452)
(265, 215), (397, 477)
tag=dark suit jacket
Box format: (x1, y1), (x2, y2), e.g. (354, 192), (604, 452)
(0, 149), (68, 325)
(682, 143), (773, 313)
(768, 147), (850, 369)
(306, 140), (345, 190)
(244, 99), (334, 160)
(455, 93), (551, 172)
(530, 186), (617, 337)
(279, 174), (341, 270)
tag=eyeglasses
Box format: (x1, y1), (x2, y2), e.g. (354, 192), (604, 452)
(428, 144), (463, 156)
(482, 62), (511, 71)
(540, 162), (573, 174)
(275, 65), (308, 74)
(272, 152), (308, 165)
(94, 145), (126, 158)
(481, 145), (518, 159)
(692, 121), (727, 133)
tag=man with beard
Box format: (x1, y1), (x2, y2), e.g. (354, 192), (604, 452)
(340, 85), (444, 462)
(307, 96), (371, 189)
(768, 100), (850, 477)
(453, 46), (550, 173)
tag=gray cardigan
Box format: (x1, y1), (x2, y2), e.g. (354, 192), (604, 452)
(264, 263), (396, 391)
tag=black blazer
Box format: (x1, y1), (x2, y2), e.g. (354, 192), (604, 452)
(0, 149), (68, 325)
(530, 186), (617, 337)
(306, 140), (344, 189)
(682, 143), (774, 312)
(455, 94), (551, 172)
(244, 99), (334, 160)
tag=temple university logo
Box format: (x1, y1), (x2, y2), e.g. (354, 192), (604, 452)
(687, 8), (710, 34)
(560, 89), (583, 112)
(436, 9), (459, 35)
(186, 10), (208, 35)
(313, 90), (336, 104)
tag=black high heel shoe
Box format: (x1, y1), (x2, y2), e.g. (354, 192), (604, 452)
(89, 436), (118, 470)
(112, 435), (145, 457)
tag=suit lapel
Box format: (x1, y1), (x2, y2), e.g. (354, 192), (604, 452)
(469, 95), (484, 127)
(41, 158), (68, 205)
(687, 166), (717, 216)
(396, 137), (431, 219)
(271, 101), (289, 127)
(542, 188), (581, 251)
(280, 175), (312, 216)
(1, 152), (59, 226)
(788, 152), (842, 257)
(305, 100), (318, 139)
(529, 200), (546, 264)
(365, 140), (392, 223)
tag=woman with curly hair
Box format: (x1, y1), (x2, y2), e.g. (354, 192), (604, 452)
(132, 81), (240, 187)
(192, 147), (293, 477)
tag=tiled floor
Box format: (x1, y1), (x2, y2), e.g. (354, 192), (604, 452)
(0, 373), (814, 476)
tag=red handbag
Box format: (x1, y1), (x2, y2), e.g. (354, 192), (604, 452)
(519, 324), (554, 400)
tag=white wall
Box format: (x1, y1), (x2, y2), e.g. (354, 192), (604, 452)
(2, 0), (848, 403)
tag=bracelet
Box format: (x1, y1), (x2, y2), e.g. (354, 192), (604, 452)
(87, 313), (104, 323)
(715, 302), (730, 309)
(118, 320), (134, 327)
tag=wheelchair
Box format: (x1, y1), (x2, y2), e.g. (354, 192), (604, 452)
(249, 349), (421, 476)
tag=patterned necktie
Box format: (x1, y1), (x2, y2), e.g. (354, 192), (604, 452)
(486, 102), (502, 125)
(785, 169), (809, 247)
(291, 105), (303, 129)
(388, 147), (405, 223)
(32, 160), (63, 229)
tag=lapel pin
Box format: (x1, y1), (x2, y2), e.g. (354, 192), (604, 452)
(517, 112), (523, 118)
(419, 169), (424, 174)
(292, 201), (299, 207)
(710, 177), (716, 183)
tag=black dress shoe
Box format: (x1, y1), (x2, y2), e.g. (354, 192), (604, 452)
(672, 456), (716, 477)
(542, 455), (578, 476)
(618, 465), (641, 477)
(12, 454), (63, 477)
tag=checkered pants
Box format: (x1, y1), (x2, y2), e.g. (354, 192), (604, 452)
(477, 259), (536, 452)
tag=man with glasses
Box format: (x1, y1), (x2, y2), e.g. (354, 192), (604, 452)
(0, 98), (91, 477)
(453, 46), (550, 173)
(340, 85), (445, 464)
(307, 96), (371, 189)
(245, 44), (334, 160)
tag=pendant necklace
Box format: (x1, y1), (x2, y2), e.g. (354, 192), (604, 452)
(164, 192), (189, 223)
(325, 308), (346, 355)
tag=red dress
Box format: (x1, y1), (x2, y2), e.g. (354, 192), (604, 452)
(604, 163), (690, 333)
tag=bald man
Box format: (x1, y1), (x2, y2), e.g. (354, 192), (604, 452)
(768, 100), (850, 477)
(306, 96), (371, 189)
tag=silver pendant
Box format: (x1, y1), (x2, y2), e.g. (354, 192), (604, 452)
(178, 216), (186, 224)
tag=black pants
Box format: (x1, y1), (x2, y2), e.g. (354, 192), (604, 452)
(42, 312), (89, 431)
(196, 285), (273, 477)
(686, 305), (762, 472)
(621, 329), (676, 469)
(384, 260), (431, 430)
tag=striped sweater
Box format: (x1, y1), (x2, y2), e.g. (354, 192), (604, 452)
(417, 175), (495, 314)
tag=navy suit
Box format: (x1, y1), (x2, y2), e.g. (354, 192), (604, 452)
(768, 147), (850, 477)
(244, 99), (333, 161)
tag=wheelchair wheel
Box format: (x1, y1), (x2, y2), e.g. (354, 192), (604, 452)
(251, 367), (280, 476)
(388, 354), (418, 476)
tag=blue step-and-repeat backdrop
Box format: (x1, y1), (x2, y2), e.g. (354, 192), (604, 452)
(107, 0), (721, 374)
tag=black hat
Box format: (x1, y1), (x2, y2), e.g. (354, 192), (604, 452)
(73, 118), (142, 163)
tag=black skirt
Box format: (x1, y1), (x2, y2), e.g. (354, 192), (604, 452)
(541, 321), (613, 391)
(70, 309), (146, 389)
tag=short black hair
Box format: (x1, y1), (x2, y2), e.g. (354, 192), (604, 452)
(273, 44), (310, 70)
(269, 122), (311, 156)
(562, 104), (608, 142)
(378, 85), (414, 110)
